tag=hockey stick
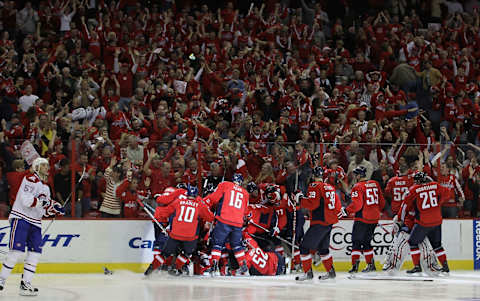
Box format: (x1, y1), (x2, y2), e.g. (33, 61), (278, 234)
(248, 220), (298, 249)
(135, 199), (167, 234)
(43, 166), (86, 236)
(291, 170), (298, 256)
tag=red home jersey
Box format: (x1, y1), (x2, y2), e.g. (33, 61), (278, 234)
(302, 182), (341, 226)
(154, 187), (187, 223)
(404, 182), (448, 227)
(155, 197), (214, 241)
(346, 180), (385, 224)
(385, 175), (413, 215)
(155, 187), (187, 205)
(245, 204), (277, 235)
(274, 194), (294, 231)
(208, 181), (249, 227)
(244, 234), (279, 276)
(437, 174), (465, 207)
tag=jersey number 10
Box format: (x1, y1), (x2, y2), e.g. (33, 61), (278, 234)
(178, 206), (195, 223)
(229, 191), (244, 209)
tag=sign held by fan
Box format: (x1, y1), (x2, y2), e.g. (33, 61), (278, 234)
(20, 140), (40, 166)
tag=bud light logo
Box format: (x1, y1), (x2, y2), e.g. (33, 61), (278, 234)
(474, 220), (480, 270)
(0, 226), (79, 248)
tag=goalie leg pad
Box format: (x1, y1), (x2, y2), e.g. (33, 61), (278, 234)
(23, 251), (40, 283)
(383, 231), (410, 271)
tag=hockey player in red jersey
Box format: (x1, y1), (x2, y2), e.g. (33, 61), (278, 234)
(385, 163), (413, 216)
(243, 233), (286, 276)
(294, 167), (341, 281)
(153, 186), (214, 275)
(207, 174), (250, 275)
(344, 166), (385, 273)
(155, 183), (188, 206)
(144, 183), (189, 276)
(403, 172), (450, 274)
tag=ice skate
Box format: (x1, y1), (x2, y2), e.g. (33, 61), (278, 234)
(406, 265), (422, 275)
(362, 260), (376, 273)
(349, 260), (360, 274)
(0, 278), (5, 291)
(20, 280), (38, 296)
(238, 261), (249, 276)
(209, 261), (220, 277)
(318, 267), (336, 280)
(295, 270), (313, 281)
(440, 261), (450, 275)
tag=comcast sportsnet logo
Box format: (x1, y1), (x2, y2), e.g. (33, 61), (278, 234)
(474, 220), (480, 270)
(330, 224), (394, 256)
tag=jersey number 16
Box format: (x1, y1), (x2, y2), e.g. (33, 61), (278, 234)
(229, 191), (244, 209)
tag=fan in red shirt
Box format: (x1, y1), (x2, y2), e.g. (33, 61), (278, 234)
(402, 172), (450, 274)
(243, 233), (286, 276)
(6, 160), (27, 206)
(152, 186), (214, 275)
(436, 164), (465, 217)
(294, 167), (341, 281)
(385, 163), (413, 216)
(345, 166), (385, 274)
(207, 174), (250, 276)
(115, 173), (140, 218)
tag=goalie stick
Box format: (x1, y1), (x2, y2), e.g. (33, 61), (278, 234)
(43, 166), (86, 236)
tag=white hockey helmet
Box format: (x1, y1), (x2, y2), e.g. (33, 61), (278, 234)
(32, 157), (49, 174)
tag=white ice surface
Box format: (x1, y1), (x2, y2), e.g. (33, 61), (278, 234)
(1, 271), (480, 301)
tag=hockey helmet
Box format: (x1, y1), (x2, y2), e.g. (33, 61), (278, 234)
(353, 166), (367, 177)
(413, 171), (429, 184)
(187, 185), (199, 198)
(232, 173), (244, 185)
(313, 166), (324, 178)
(246, 182), (258, 193)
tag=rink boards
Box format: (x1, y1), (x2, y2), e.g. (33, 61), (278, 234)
(0, 219), (476, 273)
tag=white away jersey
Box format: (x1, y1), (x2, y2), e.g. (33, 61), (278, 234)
(9, 172), (50, 227)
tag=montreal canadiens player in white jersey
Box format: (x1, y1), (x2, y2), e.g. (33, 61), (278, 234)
(0, 158), (64, 296)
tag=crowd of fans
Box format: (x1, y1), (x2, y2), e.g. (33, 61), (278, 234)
(0, 0), (479, 219)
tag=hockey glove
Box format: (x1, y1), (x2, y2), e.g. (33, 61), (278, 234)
(270, 226), (280, 237)
(337, 207), (347, 219)
(290, 190), (304, 206)
(45, 201), (65, 217)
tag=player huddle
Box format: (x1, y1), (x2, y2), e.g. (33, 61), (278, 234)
(142, 163), (451, 280)
(0, 156), (452, 297)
